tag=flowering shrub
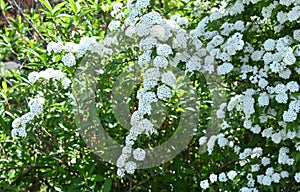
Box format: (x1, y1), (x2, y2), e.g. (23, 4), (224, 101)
(1, 0), (300, 191)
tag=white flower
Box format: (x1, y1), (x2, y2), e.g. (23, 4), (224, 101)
(138, 102), (152, 115)
(125, 161), (137, 174)
(130, 111), (143, 126)
(12, 117), (22, 129)
(186, 59), (201, 73)
(138, 118), (156, 136)
(28, 71), (40, 83)
(286, 81), (299, 92)
(265, 167), (274, 176)
(247, 178), (255, 187)
(283, 110), (297, 122)
(262, 175), (272, 186)
(275, 93), (288, 104)
(62, 53), (76, 67)
(271, 132), (282, 144)
(199, 136), (207, 145)
(227, 170), (237, 180)
(200, 179), (209, 189)
(135, 0), (150, 9)
(143, 68), (160, 81)
(61, 78), (71, 89)
(274, 84), (286, 94)
(258, 93), (269, 107)
(47, 41), (56, 53)
(139, 36), (157, 50)
(281, 171), (289, 178)
(277, 11), (287, 24)
(272, 173), (281, 183)
(28, 98), (45, 116)
(63, 42), (77, 52)
(296, 142), (300, 151)
(278, 147), (294, 165)
(209, 173), (218, 183)
(153, 56), (168, 68)
(217, 135), (228, 148)
(161, 71), (176, 88)
(47, 41), (63, 53)
(251, 164), (260, 172)
(262, 127), (273, 138)
(157, 85), (172, 101)
(122, 146), (132, 154)
(263, 39), (276, 51)
(258, 78), (268, 88)
(287, 6), (300, 22)
(294, 172), (300, 183)
(108, 20), (121, 31)
(207, 135), (217, 154)
(283, 53), (296, 65)
(280, 0), (292, 6)
(234, 146), (241, 153)
(52, 70), (64, 80)
(263, 52), (274, 64)
(117, 168), (125, 177)
(250, 125), (261, 134)
(217, 62), (234, 75)
(16, 127), (27, 137)
(20, 112), (34, 125)
(251, 50), (264, 61)
(138, 50), (152, 66)
(210, 35), (224, 47)
(261, 157), (270, 166)
(39, 68), (55, 80)
(141, 92), (158, 103)
(156, 44), (172, 57)
(293, 29), (300, 42)
(133, 148), (146, 161)
(218, 172), (227, 182)
(210, 11), (223, 21)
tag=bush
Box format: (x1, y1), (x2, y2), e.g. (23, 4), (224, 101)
(1, 0), (300, 191)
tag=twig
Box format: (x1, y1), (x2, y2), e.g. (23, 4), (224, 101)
(0, 165), (51, 172)
(7, 0), (46, 41)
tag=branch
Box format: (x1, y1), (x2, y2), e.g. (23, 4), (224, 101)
(7, 0), (46, 41)
(0, 165), (51, 172)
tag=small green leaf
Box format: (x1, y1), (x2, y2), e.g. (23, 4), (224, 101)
(2, 80), (7, 93)
(53, 1), (67, 14)
(0, 115), (7, 129)
(69, 0), (79, 14)
(103, 177), (112, 192)
(24, 48), (45, 64)
(38, 0), (53, 13)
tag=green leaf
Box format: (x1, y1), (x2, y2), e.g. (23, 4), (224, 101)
(0, 115), (7, 129)
(69, 0), (80, 14)
(24, 48), (45, 64)
(53, 2), (67, 14)
(38, 0), (53, 13)
(103, 177), (112, 192)
(2, 80), (7, 93)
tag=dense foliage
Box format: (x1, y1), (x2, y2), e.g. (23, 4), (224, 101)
(1, 0), (300, 191)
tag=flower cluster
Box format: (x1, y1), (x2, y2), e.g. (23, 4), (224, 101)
(12, 97), (45, 138)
